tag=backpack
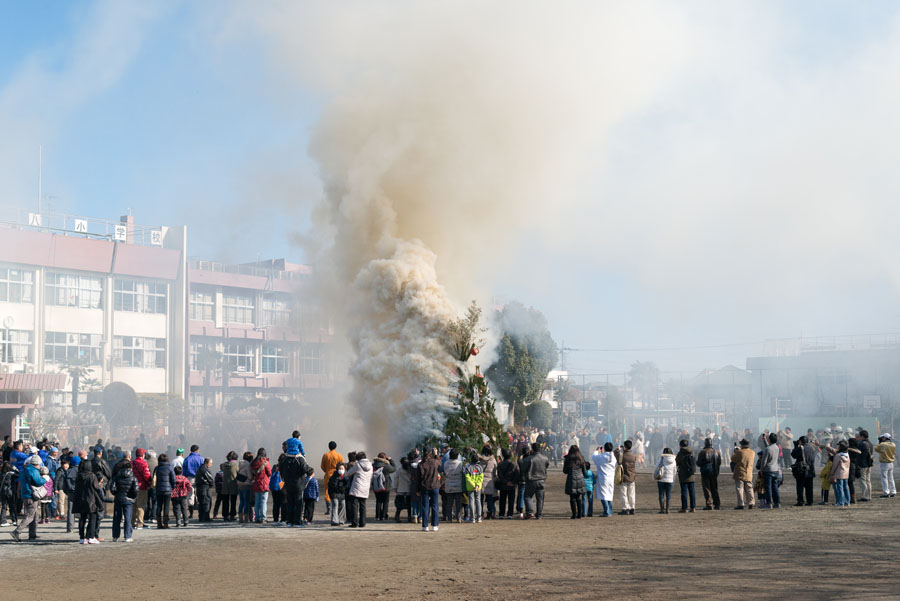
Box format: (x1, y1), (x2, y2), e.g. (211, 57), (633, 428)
(464, 464), (484, 492)
(372, 467), (386, 493)
(269, 469), (284, 492)
(0, 472), (13, 498)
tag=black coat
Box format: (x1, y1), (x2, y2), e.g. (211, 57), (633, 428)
(153, 461), (177, 495)
(496, 460), (519, 491)
(195, 464), (214, 490)
(72, 464), (104, 514)
(328, 472), (348, 500)
(110, 467), (138, 505)
(563, 458), (588, 495)
(279, 455), (314, 490)
(92, 455), (112, 487)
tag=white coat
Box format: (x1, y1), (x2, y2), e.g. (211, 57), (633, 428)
(592, 451), (617, 501)
(347, 458), (373, 498)
(654, 453), (676, 484)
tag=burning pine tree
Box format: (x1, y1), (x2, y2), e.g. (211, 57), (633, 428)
(442, 301), (506, 451)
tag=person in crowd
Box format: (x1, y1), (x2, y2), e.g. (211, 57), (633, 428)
(443, 449), (465, 522)
(654, 447), (676, 514)
(875, 433), (896, 497)
(696, 438), (722, 510)
(394, 456), (413, 523)
(0, 461), (17, 527)
(516, 447), (530, 518)
(524, 442), (549, 519)
(73, 457), (103, 544)
(131, 448), (152, 530)
(283, 431), (305, 458)
(614, 440), (637, 515)
(109, 457), (137, 542)
(347, 450), (373, 528)
(269, 458), (286, 524)
(172, 448), (185, 471)
(819, 453), (834, 505)
(279, 441), (314, 528)
(302, 468), (318, 525)
(10, 454), (47, 542)
(320, 441), (344, 516)
(464, 452), (484, 523)
(328, 462), (348, 526)
(790, 436), (818, 506)
(91, 446), (112, 492)
(220, 451), (239, 522)
(675, 439), (697, 513)
(153, 453), (176, 529)
(731, 439), (755, 510)
(830, 440), (851, 507)
(53, 457), (70, 525)
(212, 466), (224, 520)
(563, 444), (588, 519)
(38, 463), (53, 523)
(171, 466), (192, 527)
(237, 451), (255, 523)
(856, 430), (874, 502)
(417, 448), (440, 531)
(583, 458), (595, 517)
(145, 449), (158, 523)
(195, 457), (215, 522)
(251, 448), (272, 524)
(756, 433), (781, 509)
(182, 445), (204, 520)
(496, 448), (518, 520)
(479, 445), (499, 520)
(592, 442), (617, 517)
(372, 452), (396, 521)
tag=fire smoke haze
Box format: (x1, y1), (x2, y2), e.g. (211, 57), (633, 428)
(3, 3), (900, 441)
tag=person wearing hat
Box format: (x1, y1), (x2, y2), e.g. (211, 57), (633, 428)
(10, 454), (49, 542)
(173, 448), (185, 471)
(875, 434), (896, 497)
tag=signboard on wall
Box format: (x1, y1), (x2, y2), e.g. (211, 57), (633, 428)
(562, 401), (576, 413)
(113, 225), (127, 242)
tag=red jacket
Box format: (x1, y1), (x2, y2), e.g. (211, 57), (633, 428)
(172, 475), (193, 499)
(132, 457), (152, 491)
(251, 457), (272, 493)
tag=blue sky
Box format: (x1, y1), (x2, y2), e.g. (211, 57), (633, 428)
(3, 1), (900, 375)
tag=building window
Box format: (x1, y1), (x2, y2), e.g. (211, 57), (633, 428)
(114, 279), (167, 314)
(222, 292), (254, 325)
(44, 332), (102, 365)
(112, 336), (166, 369)
(261, 345), (288, 373)
(189, 392), (206, 408)
(45, 272), (103, 309)
(261, 294), (292, 327)
(0, 329), (32, 363)
(190, 289), (214, 321)
(301, 343), (326, 375)
(224, 342), (255, 373)
(190, 341), (220, 372)
(0, 267), (34, 303)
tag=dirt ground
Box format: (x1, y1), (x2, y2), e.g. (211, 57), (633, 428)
(3, 467), (898, 601)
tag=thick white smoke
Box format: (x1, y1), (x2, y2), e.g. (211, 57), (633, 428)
(226, 2), (689, 451)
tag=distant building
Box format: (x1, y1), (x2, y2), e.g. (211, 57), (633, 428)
(0, 210), (337, 440)
(186, 258), (335, 411)
(0, 212), (188, 438)
(746, 334), (900, 418)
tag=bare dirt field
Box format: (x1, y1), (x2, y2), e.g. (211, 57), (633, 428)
(3, 467), (898, 601)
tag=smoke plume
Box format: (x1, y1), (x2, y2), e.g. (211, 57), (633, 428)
(229, 2), (689, 451)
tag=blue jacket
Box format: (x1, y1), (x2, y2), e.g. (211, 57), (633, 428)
(584, 468), (596, 492)
(20, 464), (45, 500)
(284, 437), (305, 456)
(303, 475), (319, 500)
(10, 450), (28, 472)
(38, 449), (49, 464)
(182, 452), (204, 478)
(153, 461), (177, 495)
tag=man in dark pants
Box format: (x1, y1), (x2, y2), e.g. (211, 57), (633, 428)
(195, 458), (215, 522)
(279, 444), (313, 527)
(696, 438), (722, 510)
(790, 436), (818, 506)
(524, 443), (549, 519)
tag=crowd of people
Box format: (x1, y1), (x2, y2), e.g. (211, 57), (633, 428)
(0, 422), (896, 543)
